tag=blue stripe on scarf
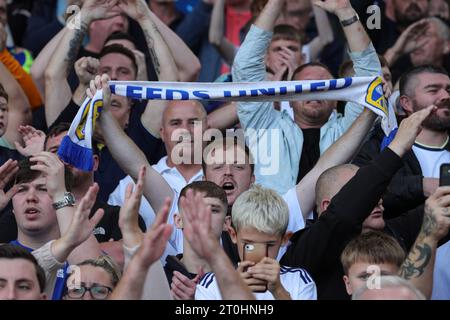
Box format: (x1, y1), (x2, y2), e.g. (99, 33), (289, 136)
(380, 127), (398, 151)
(58, 135), (94, 171)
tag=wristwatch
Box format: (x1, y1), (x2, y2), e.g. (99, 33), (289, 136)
(340, 14), (359, 27)
(52, 192), (76, 210)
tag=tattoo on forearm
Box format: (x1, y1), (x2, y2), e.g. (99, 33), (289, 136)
(421, 206), (437, 237)
(64, 22), (88, 76)
(143, 24), (161, 77)
(399, 243), (432, 280)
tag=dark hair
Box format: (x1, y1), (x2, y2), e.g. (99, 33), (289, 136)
(104, 31), (136, 48)
(0, 244), (46, 293)
(272, 24), (302, 44)
(99, 44), (138, 76)
(399, 65), (448, 96)
(179, 181), (228, 209)
(45, 122), (100, 156)
(14, 157), (74, 192)
(292, 62), (334, 80)
(0, 82), (8, 102)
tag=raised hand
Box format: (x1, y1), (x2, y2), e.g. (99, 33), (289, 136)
(278, 46), (302, 80)
(0, 159), (19, 211)
(179, 189), (221, 261)
(389, 105), (436, 157)
(87, 74), (111, 110)
(133, 197), (173, 268)
(29, 151), (66, 200)
(119, 165), (146, 248)
(81, 0), (121, 22)
(117, 0), (150, 22)
(14, 125), (45, 157)
(62, 183), (104, 248)
(75, 57), (100, 86)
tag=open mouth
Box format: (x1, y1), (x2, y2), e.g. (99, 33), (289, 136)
(222, 182), (235, 192)
(24, 208), (40, 218)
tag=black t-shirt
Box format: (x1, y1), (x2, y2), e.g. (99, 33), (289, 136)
(297, 128), (321, 183)
(0, 146), (23, 167)
(164, 254), (197, 286)
(0, 201), (146, 244)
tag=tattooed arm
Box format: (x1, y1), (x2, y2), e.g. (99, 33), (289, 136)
(44, 0), (119, 127)
(119, 0), (178, 138)
(398, 186), (450, 299)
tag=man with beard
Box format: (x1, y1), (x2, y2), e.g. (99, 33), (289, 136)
(353, 65), (450, 216)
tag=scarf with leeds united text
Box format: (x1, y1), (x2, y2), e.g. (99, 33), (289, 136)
(58, 76), (396, 171)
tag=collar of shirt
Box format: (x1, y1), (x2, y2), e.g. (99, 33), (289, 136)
(153, 156), (204, 193)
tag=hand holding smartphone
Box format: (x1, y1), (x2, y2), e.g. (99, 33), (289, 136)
(243, 243), (268, 293)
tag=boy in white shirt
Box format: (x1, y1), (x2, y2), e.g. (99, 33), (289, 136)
(195, 185), (317, 300)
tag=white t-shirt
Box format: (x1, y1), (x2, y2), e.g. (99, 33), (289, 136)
(412, 143), (450, 178)
(195, 266), (317, 300)
(107, 156), (203, 256)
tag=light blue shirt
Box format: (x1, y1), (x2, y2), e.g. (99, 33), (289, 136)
(432, 239), (450, 300)
(232, 25), (382, 194)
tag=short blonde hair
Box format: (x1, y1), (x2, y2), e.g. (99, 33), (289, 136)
(231, 184), (289, 236)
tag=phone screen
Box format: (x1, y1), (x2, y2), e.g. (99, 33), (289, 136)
(440, 163), (450, 186)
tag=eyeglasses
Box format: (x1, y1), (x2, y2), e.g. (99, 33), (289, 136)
(66, 285), (112, 300)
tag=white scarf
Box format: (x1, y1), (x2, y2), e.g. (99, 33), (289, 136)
(59, 76), (395, 170)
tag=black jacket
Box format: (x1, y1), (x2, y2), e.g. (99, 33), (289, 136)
(352, 125), (450, 218)
(281, 148), (403, 300)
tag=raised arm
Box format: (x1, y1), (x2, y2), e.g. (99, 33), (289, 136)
(207, 102), (239, 130)
(93, 74), (174, 214)
(308, 5), (334, 61)
(209, 0), (237, 66)
(117, 168), (173, 300)
(50, 184), (105, 263)
(44, 0), (119, 127)
(30, 25), (67, 98)
(398, 186), (450, 299)
(297, 108), (377, 218)
(29, 152), (103, 264)
(110, 198), (173, 300)
(118, 0), (179, 138)
(147, 7), (201, 82)
(314, 0), (369, 53)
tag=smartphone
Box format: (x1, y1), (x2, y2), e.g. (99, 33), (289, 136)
(440, 163), (450, 186)
(243, 243), (268, 293)
(243, 243), (268, 264)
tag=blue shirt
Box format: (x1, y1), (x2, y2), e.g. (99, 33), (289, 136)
(9, 240), (68, 300)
